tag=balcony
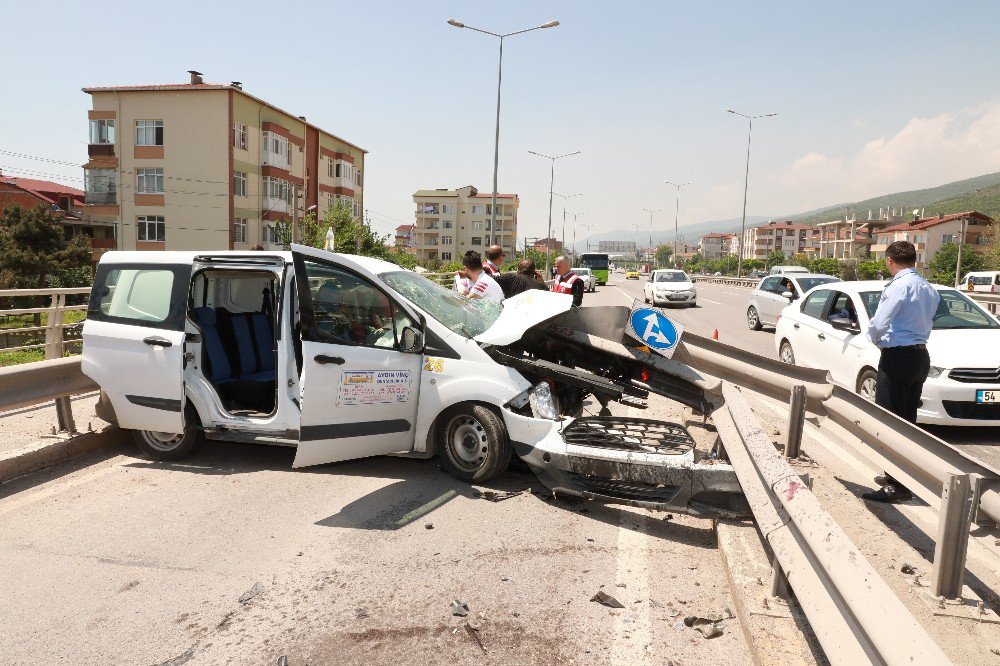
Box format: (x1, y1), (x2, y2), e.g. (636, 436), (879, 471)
(85, 191), (116, 205)
(87, 143), (115, 158)
(90, 237), (118, 250)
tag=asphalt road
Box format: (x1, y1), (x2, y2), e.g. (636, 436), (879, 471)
(592, 273), (999, 469)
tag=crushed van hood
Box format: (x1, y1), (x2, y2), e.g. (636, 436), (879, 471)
(474, 289), (574, 345)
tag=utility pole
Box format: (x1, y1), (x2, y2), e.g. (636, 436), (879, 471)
(954, 216), (967, 286)
(291, 184), (300, 244)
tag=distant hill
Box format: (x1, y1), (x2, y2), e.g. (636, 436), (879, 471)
(788, 172), (1000, 226)
(576, 172), (1000, 250)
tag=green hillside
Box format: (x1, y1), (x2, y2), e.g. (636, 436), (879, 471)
(791, 172), (1000, 226)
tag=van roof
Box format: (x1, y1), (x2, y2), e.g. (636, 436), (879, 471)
(96, 247), (408, 276)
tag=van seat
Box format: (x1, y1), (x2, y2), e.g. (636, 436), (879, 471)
(190, 307), (274, 412)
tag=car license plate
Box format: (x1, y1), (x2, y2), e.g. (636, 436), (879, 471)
(667, 294), (686, 301)
(977, 390), (998, 403)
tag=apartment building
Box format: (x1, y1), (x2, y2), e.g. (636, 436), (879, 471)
(741, 221), (820, 260)
(871, 211), (995, 272)
(410, 186), (518, 261)
(82, 71), (366, 252)
(698, 233), (738, 259)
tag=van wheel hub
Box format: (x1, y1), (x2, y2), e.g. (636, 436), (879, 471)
(448, 416), (488, 470)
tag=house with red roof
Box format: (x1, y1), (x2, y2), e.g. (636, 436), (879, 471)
(871, 211), (995, 271)
(698, 232), (738, 259)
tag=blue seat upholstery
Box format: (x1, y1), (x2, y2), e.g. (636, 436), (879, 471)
(190, 306), (276, 413)
(191, 307), (233, 383)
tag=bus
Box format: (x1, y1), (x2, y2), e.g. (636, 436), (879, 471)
(579, 252), (610, 285)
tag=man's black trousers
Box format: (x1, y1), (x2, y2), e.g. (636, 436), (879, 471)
(874, 345), (931, 424)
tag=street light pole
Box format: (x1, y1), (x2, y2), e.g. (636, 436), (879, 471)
(727, 109), (777, 277)
(448, 18), (560, 246)
(529, 150), (581, 275)
(664, 181), (690, 269)
(569, 211), (588, 256)
(641, 208), (661, 267)
(554, 192), (583, 257)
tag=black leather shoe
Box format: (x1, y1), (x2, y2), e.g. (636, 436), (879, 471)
(862, 483), (914, 503)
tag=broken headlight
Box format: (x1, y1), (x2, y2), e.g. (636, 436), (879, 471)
(529, 381), (561, 421)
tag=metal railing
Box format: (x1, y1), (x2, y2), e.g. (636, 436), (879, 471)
(0, 287), (91, 358)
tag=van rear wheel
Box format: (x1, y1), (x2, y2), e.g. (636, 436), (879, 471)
(131, 406), (205, 461)
(436, 404), (512, 483)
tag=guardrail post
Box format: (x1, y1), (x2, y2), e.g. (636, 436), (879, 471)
(930, 473), (973, 599)
(45, 293), (76, 434)
(969, 473), (995, 528)
(784, 384), (806, 459)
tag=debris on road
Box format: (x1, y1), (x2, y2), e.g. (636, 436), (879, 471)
(464, 622), (486, 654)
(425, 523), (434, 529)
(276, 657), (288, 666)
(683, 615), (726, 639)
(355, 607), (369, 619)
(900, 563), (919, 575)
(590, 590), (626, 609)
(475, 489), (523, 502)
(238, 582), (264, 604)
(451, 600), (470, 617)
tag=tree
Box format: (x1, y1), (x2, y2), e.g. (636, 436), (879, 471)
(927, 242), (984, 285)
(654, 244), (673, 268)
(0, 204), (91, 289)
(856, 259), (887, 280)
(811, 257), (841, 276)
(764, 250), (787, 268)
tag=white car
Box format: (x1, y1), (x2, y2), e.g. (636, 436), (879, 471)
(774, 280), (1000, 426)
(571, 267), (597, 292)
(769, 265), (810, 276)
(643, 270), (697, 307)
(80, 246), (744, 514)
(747, 273), (841, 330)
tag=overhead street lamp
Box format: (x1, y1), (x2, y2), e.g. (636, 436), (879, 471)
(641, 208), (661, 266)
(664, 181), (690, 269)
(529, 150), (581, 275)
(554, 192), (583, 255)
(568, 211), (588, 257)
(727, 108), (777, 277)
(447, 17), (560, 246)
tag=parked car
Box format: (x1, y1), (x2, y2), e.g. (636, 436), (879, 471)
(774, 281), (1000, 426)
(769, 265), (810, 276)
(571, 267), (597, 292)
(643, 269), (697, 307)
(748, 270), (768, 280)
(747, 273), (841, 330)
(958, 271), (1000, 293)
(82, 246), (742, 511)
(625, 270), (640, 280)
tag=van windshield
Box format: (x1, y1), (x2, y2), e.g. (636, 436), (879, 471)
(380, 271), (502, 338)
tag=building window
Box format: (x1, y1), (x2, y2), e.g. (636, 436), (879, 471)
(355, 169), (362, 186)
(233, 122), (247, 150)
(442, 236), (453, 244)
(328, 159), (334, 178)
(234, 218), (247, 244)
(441, 252), (452, 261)
(89, 119), (115, 144)
(263, 224), (276, 244)
(136, 120), (164, 146)
(442, 204), (454, 214)
(84, 169), (116, 204)
(136, 168), (164, 194)
(471, 205), (484, 215)
(941, 234), (954, 244)
(234, 171), (247, 197)
(472, 220), (484, 230)
(443, 221), (453, 229)
(262, 176), (290, 203)
(471, 237), (482, 246)
(137, 215), (165, 242)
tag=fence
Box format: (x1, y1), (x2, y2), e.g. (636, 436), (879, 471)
(0, 288), (92, 362)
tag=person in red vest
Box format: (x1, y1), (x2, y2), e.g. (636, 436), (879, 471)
(551, 256), (583, 306)
(483, 245), (504, 276)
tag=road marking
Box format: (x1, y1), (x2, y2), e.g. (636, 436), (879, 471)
(722, 291), (745, 297)
(614, 287), (635, 304)
(699, 298), (722, 305)
(611, 510), (652, 665)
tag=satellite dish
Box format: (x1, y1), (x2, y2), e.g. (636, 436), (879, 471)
(912, 209), (920, 216)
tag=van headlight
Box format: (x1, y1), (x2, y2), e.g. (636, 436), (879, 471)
(927, 366), (947, 379)
(529, 382), (561, 420)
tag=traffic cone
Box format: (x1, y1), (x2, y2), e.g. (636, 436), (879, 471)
(712, 328), (719, 341)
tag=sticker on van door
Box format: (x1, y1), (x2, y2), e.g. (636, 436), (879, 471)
(338, 370), (412, 406)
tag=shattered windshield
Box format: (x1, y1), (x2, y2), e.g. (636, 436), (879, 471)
(381, 271), (502, 338)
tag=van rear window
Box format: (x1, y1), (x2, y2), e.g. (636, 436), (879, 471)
(88, 263), (189, 330)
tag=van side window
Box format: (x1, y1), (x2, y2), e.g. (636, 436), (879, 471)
(89, 265), (188, 330)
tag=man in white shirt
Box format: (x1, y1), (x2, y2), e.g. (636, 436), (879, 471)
(454, 251), (504, 303)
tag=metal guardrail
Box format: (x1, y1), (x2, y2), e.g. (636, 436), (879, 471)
(690, 275), (759, 287)
(0, 287), (91, 357)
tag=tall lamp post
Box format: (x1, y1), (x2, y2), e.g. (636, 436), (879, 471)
(727, 109), (776, 277)
(569, 212), (588, 256)
(529, 149), (581, 275)
(641, 208), (661, 267)
(554, 192), (583, 257)
(664, 181), (690, 269)
(448, 18), (560, 246)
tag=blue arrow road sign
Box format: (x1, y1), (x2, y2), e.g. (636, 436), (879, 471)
(626, 301), (684, 358)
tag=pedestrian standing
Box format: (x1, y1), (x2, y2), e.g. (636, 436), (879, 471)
(483, 245), (504, 276)
(494, 259), (548, 298)
(551, 255), (584, 307)
(454, 250), (504, 303)
(863, 241), (941, 503)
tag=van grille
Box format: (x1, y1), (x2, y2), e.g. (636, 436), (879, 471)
(562, 417), (693, 455)
(948, 367), (1000, 383)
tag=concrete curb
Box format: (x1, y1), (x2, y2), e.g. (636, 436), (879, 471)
(0, 427), (128, 485)
(715, 518), (819, 666)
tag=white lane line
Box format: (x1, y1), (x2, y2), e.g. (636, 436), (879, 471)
(699, 298), (722, 305)
(721, 291), (744, 297)
(614, 287), (636, 304)
(611, 510), (652, 665)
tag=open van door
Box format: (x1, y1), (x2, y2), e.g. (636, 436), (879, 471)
(82, 260), (190, 434)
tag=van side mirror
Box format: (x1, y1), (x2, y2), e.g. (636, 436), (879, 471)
(401, 326), (424, 353)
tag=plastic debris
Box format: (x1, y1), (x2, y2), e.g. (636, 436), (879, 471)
(476, 489), (522, 502)
(590, 591), (626, 609)
(276, 657), (288, 666)
(238, 582), (264, 604)
(684, 615), (726, 639)
(900, 564), (918, 575)
(425, 523), (434, 530)
(451, 600), (470, 617)
(464, 622), (486, 654)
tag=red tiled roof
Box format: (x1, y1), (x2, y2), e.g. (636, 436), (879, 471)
(0, 176), (84, 207)
(880, 211), (993, 234)
(470, 193), (518, 199)
(700, 232), (737, 239)
(395, 224), (414, 233)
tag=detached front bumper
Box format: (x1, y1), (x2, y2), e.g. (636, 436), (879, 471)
(502, 408), (749, 518)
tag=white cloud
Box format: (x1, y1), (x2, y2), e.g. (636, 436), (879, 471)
(772, 99), (1000, 211)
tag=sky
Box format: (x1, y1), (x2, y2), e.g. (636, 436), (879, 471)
(3, 0), (1000, 247)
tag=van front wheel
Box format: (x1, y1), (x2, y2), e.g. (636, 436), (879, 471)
(131, 406), (205, 461)
(436, 404), (512, 483)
